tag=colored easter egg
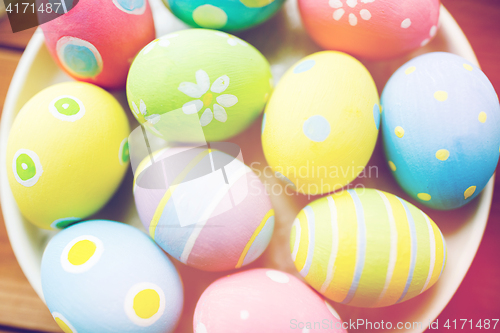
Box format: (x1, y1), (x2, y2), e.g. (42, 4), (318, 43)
(163, 0), (285, 31)
(133, 146), (275, 271)
(126, 29), (273, 142)
(194, 268), (347, 332)
(6, 82), (130, 230)
(262, 51), (380, 195)
(41, 0), (155, 89)
(290, 188), (447, 308)
(41, 220), (183, 333)
(381, 52), (500, 210)
(298, 0), (440, 60)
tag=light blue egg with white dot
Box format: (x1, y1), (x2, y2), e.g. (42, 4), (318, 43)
(382, 52), (500, 210)
(164, 0), (286, 31)
(41, 220), (183, 333)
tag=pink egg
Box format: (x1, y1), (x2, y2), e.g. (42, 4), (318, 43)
(194, 269), (347, 332)
(299, 0), (440, 60)
(133, 147), (275, 271)
(41, 0), (155, 89)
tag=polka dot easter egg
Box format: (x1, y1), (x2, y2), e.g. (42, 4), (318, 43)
(291, 188), (447, 307)
(298, 0), (440, 60)
(6, 82), (130, 230)
(133, 146), (275, 271)
(381, 52), (500, 210)
(41, 0), (155, 89)
(163, 0), (285, 31)
(194, 269), (347, 332)
(262, 51), (380, 195)
(126, 29), (273, 142)
(41, 220), (183, 333)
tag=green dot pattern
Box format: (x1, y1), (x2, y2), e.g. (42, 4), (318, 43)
(121, 140), (130, 163)
(54, 97), (80, 116)
(16, 154), (36, 181)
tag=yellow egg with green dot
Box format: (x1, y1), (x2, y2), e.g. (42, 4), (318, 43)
(6, 82), (130, 230)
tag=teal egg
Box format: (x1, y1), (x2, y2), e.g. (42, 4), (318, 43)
(164, 0), (285, 31)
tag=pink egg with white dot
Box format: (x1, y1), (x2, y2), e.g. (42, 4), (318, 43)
(299, 0), (441, 60)
(41, 0), (155, 89)
(194, 269), (347, 332)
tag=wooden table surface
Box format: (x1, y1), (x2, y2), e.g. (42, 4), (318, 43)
(0, 1), (499, 332)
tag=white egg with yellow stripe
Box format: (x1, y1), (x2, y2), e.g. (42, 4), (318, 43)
(133, 146), (275, 271)
(290, 188), (447, 307)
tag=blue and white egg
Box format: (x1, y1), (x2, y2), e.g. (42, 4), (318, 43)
(41, 220), (184, 333)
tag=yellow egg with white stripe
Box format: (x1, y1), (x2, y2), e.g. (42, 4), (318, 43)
(290, 188), (447, 307)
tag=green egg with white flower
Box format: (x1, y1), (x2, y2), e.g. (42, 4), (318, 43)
(126, 29), (273, 141)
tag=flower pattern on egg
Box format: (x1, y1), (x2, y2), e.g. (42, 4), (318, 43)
(131, 99), (147, 121)
(130, 100), (163, 137)
(178, 69), (239, 126)
(214, 32), (248, 47)
(329, 0), (374, 26)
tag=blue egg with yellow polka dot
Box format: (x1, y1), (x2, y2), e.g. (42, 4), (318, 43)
(41, 220), (183, 333)
(163, 0), (285, 31)
(381, 52), (500, 210)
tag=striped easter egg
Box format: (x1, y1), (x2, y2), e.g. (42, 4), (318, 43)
(133, 146), (275, 271)
(290, 188), (447, 308)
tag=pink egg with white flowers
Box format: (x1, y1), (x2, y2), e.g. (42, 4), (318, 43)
(194, 269), (347, 332)
(41, 0), (155, 89)
(299, 0), (440, 60)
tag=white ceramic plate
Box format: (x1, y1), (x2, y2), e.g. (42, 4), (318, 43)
(0, 1), (493, 332)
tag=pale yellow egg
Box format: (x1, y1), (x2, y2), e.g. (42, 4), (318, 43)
(262, 51), (380, 195)
(6, 82), (130, 229)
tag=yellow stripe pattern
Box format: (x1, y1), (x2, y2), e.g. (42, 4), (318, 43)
(293, 210), (309, 273)
(290, 188), (447, 307)
(148, 149), (212, 238)
(236, 209), (275, 268)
